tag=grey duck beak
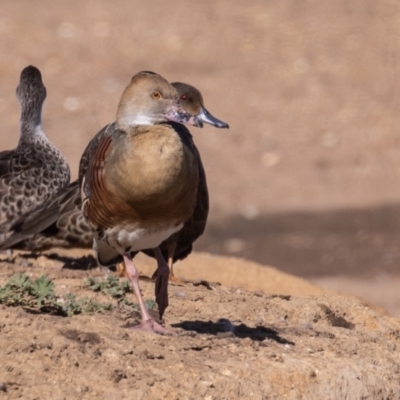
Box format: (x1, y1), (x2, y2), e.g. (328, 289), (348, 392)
(197, 107), (229, 129)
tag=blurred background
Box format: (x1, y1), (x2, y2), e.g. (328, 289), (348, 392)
(0, 0), (399, 316)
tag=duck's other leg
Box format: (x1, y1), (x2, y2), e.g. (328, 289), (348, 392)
(115, 261), (127, 277)
(167, 240), (178, 280)
(123, 253), (170, 334)
(166, 240), (187, 284)
(151, 239), (186, 284)
(166, 240), (177, 278)
(153, 247), (170, 319)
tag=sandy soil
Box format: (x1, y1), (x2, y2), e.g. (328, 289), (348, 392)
(1, 251), (400, 399)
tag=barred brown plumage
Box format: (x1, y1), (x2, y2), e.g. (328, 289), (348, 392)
(0, 66), (70, 239)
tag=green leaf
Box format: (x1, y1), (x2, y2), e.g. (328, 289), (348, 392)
(86, 275), (131, 298)
(0, 273), (113, 317)
(145, 299), (157, 310)
(32, 275), (55, 305)
(7, 273), (32, 291)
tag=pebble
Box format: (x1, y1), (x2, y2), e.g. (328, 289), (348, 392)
(221, 369), (232, 377)
(242, 337), (252, 346)
(217, 318), (235, 333)
(0, 382), (6, 392)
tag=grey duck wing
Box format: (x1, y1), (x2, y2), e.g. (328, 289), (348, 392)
(0, 148), (48, 232)
(10, 207), (93, 251)
(0, 180), (83, 250)
(0, 123), (117, 250)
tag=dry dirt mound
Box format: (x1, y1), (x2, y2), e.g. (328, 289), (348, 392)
(0, 251), (399, 399)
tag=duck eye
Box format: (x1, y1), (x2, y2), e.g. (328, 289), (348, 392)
(151, 91), (161, 99)
(181, 94), (188, 101)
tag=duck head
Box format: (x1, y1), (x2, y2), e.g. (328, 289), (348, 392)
(16, 66), (47, 110)
(117, 71), (201, 131)
(172, 82), (229, 129)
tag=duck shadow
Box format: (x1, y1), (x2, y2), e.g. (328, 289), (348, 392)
(172, 319), (295, 345)
(18, 252), (98, 270)
(50, 254), (98, 270)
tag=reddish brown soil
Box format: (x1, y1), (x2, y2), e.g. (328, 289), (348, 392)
(1, 251), (400, 399)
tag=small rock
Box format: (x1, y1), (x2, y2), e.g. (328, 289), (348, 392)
(192, 280), (219, 290)
(0, 382), (6, 392)
(217, 318), (235, 333)
(242, 337), (252, 347)
(221, 369), (232, 376)
(310, 370), (317, 378)
(143, 350), (164, 360)
(200, 380), (214, 387)
(121, 348), (134, 356)
(93, 349), (102, 358)
(111, 369), (127, 383)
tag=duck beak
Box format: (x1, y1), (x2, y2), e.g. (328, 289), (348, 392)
(165, 105), (203, 127)
(197, 107), (229, 129)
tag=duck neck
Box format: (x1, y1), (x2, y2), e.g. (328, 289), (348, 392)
(18, 101), (47, 145)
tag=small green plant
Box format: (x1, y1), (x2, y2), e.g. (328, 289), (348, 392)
(62, 293), (112, 316)
(0, 273), (112, 317)
(86, 275), (157, 313)
(31, 275), (55, 306)
(0, 273), (55, 308)
(120, 297), (157, 310)
(86, 275), (131, 298)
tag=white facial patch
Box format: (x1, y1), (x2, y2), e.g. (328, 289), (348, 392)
(128, 114), (155, 125)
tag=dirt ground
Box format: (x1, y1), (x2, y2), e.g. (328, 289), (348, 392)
(0, 0), (400, 397)
(0, 251), (400, 400)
